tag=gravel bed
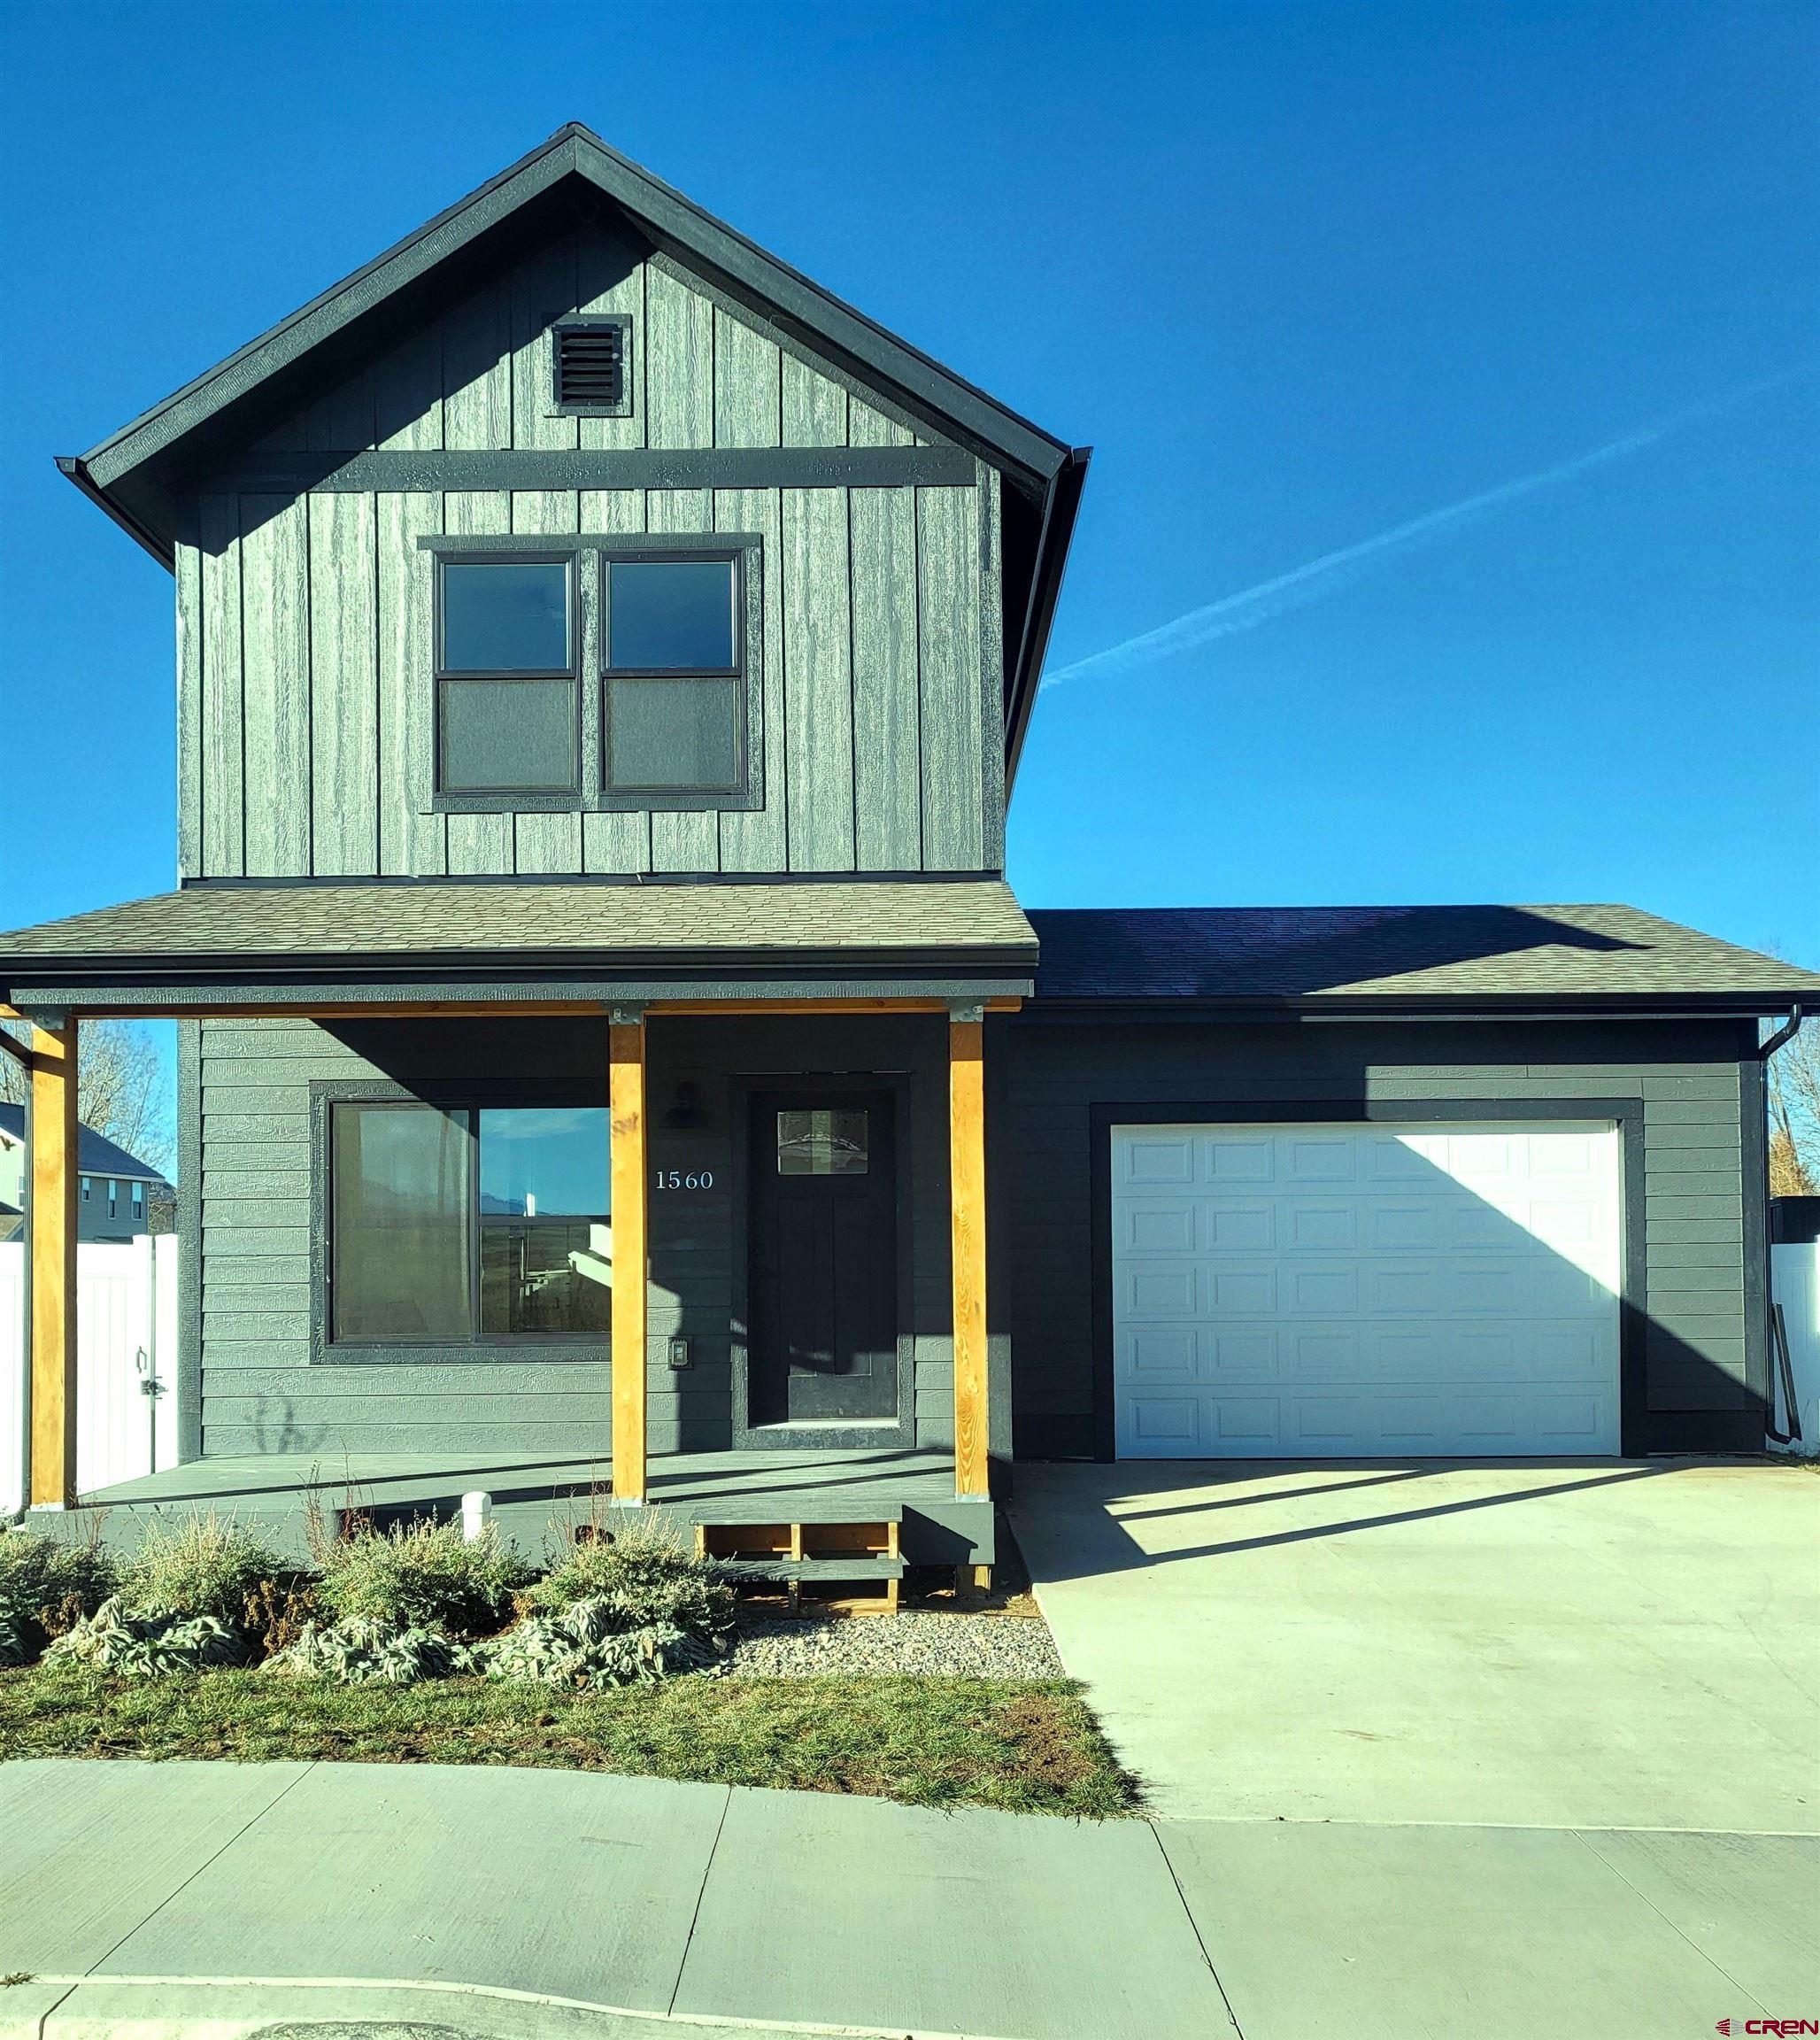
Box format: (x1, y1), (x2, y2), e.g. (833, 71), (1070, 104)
(728, 1608), (1067, 1679)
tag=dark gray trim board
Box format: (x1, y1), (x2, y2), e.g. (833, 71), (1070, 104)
(1083, 1097), (1652, 1463)
(212, 446), (976, 494)
(4, 975), (1037, 1010)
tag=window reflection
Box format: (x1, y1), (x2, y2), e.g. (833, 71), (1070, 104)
(777, 1109), (869, 1177)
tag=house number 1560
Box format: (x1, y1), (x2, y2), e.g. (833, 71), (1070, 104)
(654, 1170), (714, 1192)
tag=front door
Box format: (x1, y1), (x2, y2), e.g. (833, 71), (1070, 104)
(749, 1090), (898, 1425)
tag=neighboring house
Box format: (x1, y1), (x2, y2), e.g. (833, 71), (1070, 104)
(3, 125), (1815, 1555)
(0, 1102), (171, 1243)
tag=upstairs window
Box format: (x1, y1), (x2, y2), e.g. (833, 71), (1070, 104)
(436, 558), (576, 796)
(603, 553), (744, 793)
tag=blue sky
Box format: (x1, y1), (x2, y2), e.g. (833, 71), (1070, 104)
(1, 0), (1814, 977)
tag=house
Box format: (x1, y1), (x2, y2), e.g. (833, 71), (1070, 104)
(0, 1102), (172, 1243)
(2, 126), (1814, 1569)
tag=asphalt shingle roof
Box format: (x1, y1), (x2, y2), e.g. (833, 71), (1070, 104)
(0, 1102), (169, 1183)
(0, 879), (1036, 975)
(1027, 905), (1820, 1008)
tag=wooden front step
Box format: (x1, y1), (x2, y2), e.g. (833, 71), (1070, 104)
(698, 1516), (903, 1612)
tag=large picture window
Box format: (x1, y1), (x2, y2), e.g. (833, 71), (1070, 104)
(603, 552), (745, 793)
(329, 1101), (609, 1347)
(436, 557), (577, 796)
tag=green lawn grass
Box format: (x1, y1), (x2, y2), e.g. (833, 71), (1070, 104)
(0, 1665), (1137, 1817)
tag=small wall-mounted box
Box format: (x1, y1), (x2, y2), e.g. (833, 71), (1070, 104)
(667, 1336), (692, 1371)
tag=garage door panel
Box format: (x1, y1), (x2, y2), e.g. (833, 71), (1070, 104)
(1209, 1332), (1277, 1379)
(1123, 1265), (1199, 1318)
(1123, 1326), (1198, 1379)
(1112, 1121), (1622, 1459)
(1288, 1202), (1355, 1249)
(1290, 1329), (1360, 1378)
(1290, 1268), (1357, 1313)
(1286, 1135), (1358, 1181)
(1207, 1134), (1275, 1181)
(1209, 1204), (1275, 1249)
(1124, 1202), (1199, 1253)
(1122, 1135), (1196, 1185)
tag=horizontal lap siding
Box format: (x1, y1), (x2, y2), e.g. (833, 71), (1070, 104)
(179, 228), (992, 881)
(196, 1016), (615, 1462)
(995, 1017), (1761, 1457)
(195, 1013), (956, 1462)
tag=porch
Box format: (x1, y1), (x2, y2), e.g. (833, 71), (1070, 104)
(1, 877), (1034, 1581)
(56, 1444), (989, 1570)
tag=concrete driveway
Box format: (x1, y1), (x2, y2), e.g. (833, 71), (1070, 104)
(1011, 1458), (1820, 1829)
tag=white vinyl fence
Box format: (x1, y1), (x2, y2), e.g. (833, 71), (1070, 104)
(1771, 1241), (1820, 1457)
(0, 1236), (180, 1515)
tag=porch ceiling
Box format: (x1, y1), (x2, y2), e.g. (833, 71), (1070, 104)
(0, 877), (1037, 1014)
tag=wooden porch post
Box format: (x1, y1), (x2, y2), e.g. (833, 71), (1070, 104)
(949, 1008), (990, 1505)
(609, 1008), (648, 1503)
(29, 1017), (78, 1509)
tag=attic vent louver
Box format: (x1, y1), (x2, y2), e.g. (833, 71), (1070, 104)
(552, 319), (630, 413)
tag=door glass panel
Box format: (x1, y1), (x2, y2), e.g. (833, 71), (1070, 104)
(478, 1109), (612, 1335)
(332, 1103), (473, 1341)
(777, 1109), (869, 1177)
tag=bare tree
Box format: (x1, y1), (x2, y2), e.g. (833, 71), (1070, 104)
(1767, 1016), (1819, 1197)
(0, 1019), (175, 1177)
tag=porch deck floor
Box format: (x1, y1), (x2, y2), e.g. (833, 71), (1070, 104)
(75, 1446), (965, 1529)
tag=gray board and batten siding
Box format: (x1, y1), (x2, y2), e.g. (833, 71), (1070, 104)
(993, 1015), (1770, 1460)
(188, 1010), (1007, 1467)
(174, 221), (1005, 884)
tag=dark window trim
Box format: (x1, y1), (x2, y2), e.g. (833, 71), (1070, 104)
(311, 1079), (612, 1365)
(433, 552), (581, 800)
(550, 313), (634, 419)
(420, 534), (765, 819)
(1085, 1098), (1648, 1464)
(602, 545), (748, 798)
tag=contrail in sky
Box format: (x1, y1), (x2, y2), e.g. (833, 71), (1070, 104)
(1042, 364), (1814, 689)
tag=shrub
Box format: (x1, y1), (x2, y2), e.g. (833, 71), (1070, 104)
(315, 1519), (532, 1635)
(0, 1529), (119, 1665)
(120, 1511), (281, 1625)
(529, 1517), (735, 1642)
(481, 1599), (725, 1688)
(44, 1596), (245, 1678)
(264, 1617), (474, 1686)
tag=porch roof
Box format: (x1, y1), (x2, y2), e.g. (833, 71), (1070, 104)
(0, 877), (1037, 1012)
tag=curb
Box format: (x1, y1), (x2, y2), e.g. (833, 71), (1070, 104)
(0, 1974), (1019, 2040)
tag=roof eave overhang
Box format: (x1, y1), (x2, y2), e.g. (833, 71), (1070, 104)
(56, 456), (174, 571)
(1, 944), (1039, 1015)
(1005, 446), (1091, 792)
(69, 128), (1074, 539)
(1019, 993), (1799, 1021)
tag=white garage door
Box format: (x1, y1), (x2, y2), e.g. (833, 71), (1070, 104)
(1112, 1122), (1623, 1458)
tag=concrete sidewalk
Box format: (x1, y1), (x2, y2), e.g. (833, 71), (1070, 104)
(4, 1759), (1816, 2038)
